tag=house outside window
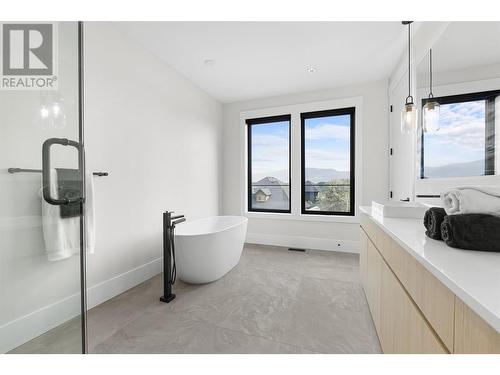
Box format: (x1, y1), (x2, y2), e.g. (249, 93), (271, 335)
(254, 188), (272, 202)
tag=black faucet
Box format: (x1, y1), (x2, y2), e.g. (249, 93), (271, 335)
(169, 214), (186, 228)
(160, 211), (185, 303)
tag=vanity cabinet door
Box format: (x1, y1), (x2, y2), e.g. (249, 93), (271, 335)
(365, 237), (382, 333)
(359, 228), (368, 290)
(379, 259), (447, 354)
(361, 217), (455, 351)
(454, 298), (500, 353)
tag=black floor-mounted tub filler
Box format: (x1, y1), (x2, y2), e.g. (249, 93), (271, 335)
(160, 211), (185, 303)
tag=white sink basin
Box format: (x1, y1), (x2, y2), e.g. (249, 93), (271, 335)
(372, 201), (428, 219)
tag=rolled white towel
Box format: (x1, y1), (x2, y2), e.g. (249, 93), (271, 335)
(42, 170), (96, 261)
(441, 186), (500, 216)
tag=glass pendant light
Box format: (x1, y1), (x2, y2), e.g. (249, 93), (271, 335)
(401, 21), (417, 134)
(422, 49), (440, 132)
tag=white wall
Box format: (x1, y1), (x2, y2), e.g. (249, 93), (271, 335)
(85, 22), (222, 288)
(417, 63), (500, 89)
(222, 80), (389, 252)
(388, 68), (416, 202)
(0, 22), (222, 352)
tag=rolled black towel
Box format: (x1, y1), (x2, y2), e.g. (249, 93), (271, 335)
(56, 168), (81, 218)
(440, 214), (500, 252)
(423, 207), (447, 240)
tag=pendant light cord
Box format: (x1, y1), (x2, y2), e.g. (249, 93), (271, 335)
(408, 22), (411, 97)
(429, 49), (434, 98)
(406, 22), (413, 105)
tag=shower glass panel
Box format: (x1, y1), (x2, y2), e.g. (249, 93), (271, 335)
(0, 22), (86, 353)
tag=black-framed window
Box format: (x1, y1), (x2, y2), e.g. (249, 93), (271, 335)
(301, 108), (355, 216)
(420, 90), (499, 179)
(247, 115), (291, 213)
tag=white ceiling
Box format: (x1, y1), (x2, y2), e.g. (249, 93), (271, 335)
(117, 22), (409, 103)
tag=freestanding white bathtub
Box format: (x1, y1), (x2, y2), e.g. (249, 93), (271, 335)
(174, 216), (248, 284)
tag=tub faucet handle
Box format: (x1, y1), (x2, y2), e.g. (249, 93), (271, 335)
(172, 217), (186, 227)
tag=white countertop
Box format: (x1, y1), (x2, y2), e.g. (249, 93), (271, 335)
(359, 206), (500, 333)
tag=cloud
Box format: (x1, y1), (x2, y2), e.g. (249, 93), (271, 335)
(305, 148), (350, 171)
(251, 134), (288, 146)
(305, 123), (350, 140)
(426, 101), (486, 152)
(251, 134), (288, 173)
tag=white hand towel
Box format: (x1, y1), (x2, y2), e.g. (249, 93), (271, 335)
(42, 170), (96, 261)
(441, 186), (500, 216)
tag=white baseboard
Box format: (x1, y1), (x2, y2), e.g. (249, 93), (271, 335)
(87, 257), (162, 308)
(0, 257), (162, 353)
(245, 233), (360, 254)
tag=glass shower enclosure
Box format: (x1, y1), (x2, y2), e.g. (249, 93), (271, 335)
(0, 21), (88, 353)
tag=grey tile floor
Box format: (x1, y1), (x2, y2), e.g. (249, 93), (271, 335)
(11, 244), (381, 354)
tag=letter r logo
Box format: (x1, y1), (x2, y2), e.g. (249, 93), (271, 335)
(2, 24), (53, 76)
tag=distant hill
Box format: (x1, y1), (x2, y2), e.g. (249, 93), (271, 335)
(304, 168), (350, 183)
(424, 159), (485, 178)
(254, 168), (350, 183)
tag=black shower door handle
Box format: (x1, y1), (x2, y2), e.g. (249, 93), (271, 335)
(42, 138), (83, 205)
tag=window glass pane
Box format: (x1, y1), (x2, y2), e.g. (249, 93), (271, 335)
(423, 100), (489, 178)
(303, 111), (353, 214)
(248, 118), (290, 212)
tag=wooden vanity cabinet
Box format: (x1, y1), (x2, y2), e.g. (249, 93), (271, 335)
(360, 216), (500, 354)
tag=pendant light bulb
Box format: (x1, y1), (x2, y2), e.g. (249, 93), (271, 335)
(423, 100), (440, 133)
(423, 49), (440, 133)
(401, 21), (418, 134)
(401, 101), (417, 134)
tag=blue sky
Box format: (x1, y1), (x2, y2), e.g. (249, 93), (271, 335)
(304, 114), (351, 174)
(424, 100), (486, 169)
(251, 121), (289, 182)
(250, 115), (351, 182)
